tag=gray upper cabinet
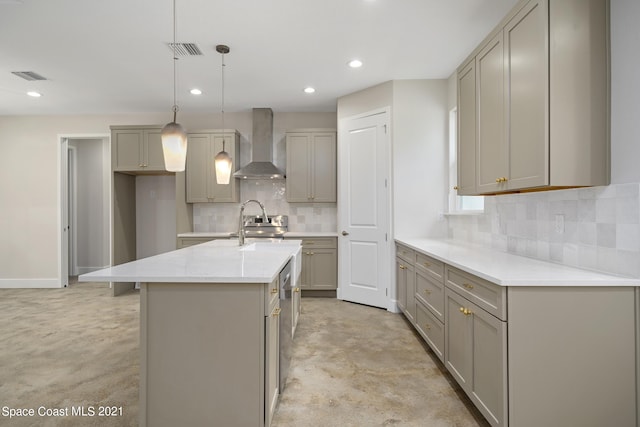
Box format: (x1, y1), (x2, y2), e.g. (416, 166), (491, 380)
(112, 126), (166, 172)
(476, 32), (507, 194)
(456, 60), (477, 195)
(286, 130), (337, 203)
(456, 0), (609, 195)
(186, 130), (240, 203)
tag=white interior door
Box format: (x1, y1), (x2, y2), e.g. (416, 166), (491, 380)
(338, 109), (391, 309)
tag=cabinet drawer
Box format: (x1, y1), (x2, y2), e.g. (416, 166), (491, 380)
(446, 267), (506, 320)
(265, 278), (279, 314)
(415, 252), (444, 283)
(395, 244), (415, 264)
(415, 300), (444, 363)
(301, 237), (336, 249)
(415, 268), (444, 322)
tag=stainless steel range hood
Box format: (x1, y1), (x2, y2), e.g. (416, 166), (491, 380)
(234, 108), (285, 179)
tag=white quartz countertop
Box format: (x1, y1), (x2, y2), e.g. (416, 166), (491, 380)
(395, 238), (640, 287)
(79, 239), (302, 284)
(177, 231), (338, 238)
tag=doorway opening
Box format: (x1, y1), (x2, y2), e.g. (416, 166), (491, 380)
(59, 135), (110, 287)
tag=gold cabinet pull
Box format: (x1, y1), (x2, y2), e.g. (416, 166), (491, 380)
(270, 288), (278, 294)
(424, 289), (431, 295)
(423, 261), (431, 267)
(459, 307), (472, 316)
(294, 288), (300, 293)
(306, 241), (314, 245)
(272, 307), (281, 316)
(399, 265), (406, 270)
(463, 283), (474, 290)
(495, 178), (501, 183)
(424, 323), (431, 331)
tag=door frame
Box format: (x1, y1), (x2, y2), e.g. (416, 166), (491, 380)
(337, 107), (394, 310)
(58, 133), (111, 287)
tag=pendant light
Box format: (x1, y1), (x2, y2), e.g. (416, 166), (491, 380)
(214, 44), (233, 184)
(161, 0), (188, 172)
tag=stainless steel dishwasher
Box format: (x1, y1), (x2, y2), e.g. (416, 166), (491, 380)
(278, 259), (293, 392)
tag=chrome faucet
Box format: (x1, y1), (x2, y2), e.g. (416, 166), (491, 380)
(238, 199), (269, 246)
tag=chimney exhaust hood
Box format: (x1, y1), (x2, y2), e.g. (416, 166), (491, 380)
(234, 108), (285, 179)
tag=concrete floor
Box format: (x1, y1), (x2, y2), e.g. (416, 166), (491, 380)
(0, 283), (487, 426)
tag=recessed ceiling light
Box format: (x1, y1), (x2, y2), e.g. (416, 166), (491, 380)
(348, 59), (363, 68)
(304, 87), (315, 94)
(27, 91), (42, 97)
(190, 88), (202, 95)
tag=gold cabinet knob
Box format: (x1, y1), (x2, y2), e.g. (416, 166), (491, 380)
(453, 186), (459, 190)
(495, 178), (501, 183)
(271, 288), (278, 294)
(424, 323), (431, 331)
(463, 283), (474, 290)
(272, 307), (281, 316)
(459, 307), (472, 316)
(399, 265), (406, 270)
(294, 288), (300, 293)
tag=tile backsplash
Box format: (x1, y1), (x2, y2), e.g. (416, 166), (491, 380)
(447, 183), (640, 278)
(193, 180), (337, 233)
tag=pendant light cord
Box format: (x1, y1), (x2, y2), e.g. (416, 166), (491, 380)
(172, 0), (179, 122)
(221, 48), (226, 150)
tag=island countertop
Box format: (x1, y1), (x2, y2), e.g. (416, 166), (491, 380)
(79, 239), (302, 283)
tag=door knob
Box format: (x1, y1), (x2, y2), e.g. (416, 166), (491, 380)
(341, 231), (349, 236)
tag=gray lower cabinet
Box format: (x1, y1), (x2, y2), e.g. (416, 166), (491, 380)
(396, 256), (416, 324)
(265, 299), (280, 427)
(445, 288), (507, 426)
(140, 279), (280, 427)
(287, 237), (338, 291)
(415, 300), (444, 362)
(396, 240), (638, 427)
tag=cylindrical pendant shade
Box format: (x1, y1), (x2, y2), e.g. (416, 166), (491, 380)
(214, 150), (233, 184)
(161, 121), (188, 172)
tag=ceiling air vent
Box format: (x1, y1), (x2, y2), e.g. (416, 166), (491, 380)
(167, 43), (203, 56)
(11, 71), (47, 81)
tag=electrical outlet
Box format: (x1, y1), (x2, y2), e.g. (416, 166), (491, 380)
(555, 214), (564, 234)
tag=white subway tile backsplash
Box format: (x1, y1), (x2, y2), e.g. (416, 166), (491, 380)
(596, 198), (616, 223)
(617, 224), (640, 251)
(447, 183), (640, 278)
(192, 181), (337, 233)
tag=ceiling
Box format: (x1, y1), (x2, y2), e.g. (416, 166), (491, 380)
(0, 0), (519, 115)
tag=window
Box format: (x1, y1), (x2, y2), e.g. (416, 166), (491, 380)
(448, 108), (484, 212)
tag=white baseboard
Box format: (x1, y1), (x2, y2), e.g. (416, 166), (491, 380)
(0, 279), (62, 289)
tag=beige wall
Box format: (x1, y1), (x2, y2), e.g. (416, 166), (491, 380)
(0, 111), (335, 287)
(392, 80), (448, 238)
(337, 80), (449, 239)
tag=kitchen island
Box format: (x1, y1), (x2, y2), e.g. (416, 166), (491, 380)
(80, 239), (302, 427)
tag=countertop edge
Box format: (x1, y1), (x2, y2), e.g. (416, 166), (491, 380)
(395, 237), (640, 287)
